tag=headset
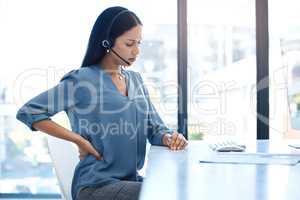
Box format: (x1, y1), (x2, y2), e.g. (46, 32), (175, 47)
(101, 9), (132, 65)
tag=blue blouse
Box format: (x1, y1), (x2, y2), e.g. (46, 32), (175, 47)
(16, 64), (173, 199)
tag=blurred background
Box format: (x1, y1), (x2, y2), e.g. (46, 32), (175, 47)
(0, 0), (300, 197)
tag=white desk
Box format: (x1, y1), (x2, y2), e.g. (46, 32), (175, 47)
(139, 140), (300, 200)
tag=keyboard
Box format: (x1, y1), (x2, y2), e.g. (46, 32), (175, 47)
(209, 141), (246, 152)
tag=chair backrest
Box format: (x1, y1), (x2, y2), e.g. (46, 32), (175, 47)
(46, 135), (79, 200)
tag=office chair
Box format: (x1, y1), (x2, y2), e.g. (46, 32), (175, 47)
(46, 135), (79, 200)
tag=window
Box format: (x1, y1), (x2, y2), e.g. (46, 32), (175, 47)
(187, 0), (256, 141)
(269, 0), (300, 140)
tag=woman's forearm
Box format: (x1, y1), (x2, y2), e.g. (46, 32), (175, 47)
(32, 119), (82, 144)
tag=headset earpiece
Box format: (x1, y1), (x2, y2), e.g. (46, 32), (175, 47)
(102, 40), (111, 49)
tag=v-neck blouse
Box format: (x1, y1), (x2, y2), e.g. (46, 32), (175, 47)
(16, 64), (173, 199)
(100, 66), (129, 98)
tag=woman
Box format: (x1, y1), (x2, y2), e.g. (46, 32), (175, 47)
(16, 6), (188, 200)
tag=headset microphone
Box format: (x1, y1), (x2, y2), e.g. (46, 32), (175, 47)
(110, 49), (130, 65)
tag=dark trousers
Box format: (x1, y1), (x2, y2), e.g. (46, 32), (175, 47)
(76, 181), (142, 200)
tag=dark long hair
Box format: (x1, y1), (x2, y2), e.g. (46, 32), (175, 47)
(81, 6), (142, 67)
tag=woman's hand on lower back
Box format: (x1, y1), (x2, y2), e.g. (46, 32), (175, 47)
(74, 135), (102, 160)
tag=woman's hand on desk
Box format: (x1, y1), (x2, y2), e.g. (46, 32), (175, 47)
(74, 135), (102, 160)
(163, 131), (188, 151)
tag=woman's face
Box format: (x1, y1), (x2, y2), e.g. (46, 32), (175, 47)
(111, 25), (142, 67)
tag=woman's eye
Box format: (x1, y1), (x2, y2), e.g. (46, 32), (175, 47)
(126, 43), (134, 47)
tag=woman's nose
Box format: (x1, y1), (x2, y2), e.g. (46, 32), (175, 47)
(132, 46), (140, 56)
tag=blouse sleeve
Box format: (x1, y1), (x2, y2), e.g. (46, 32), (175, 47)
(136, 72), (173, 146)
(16, 70), (79, 131)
